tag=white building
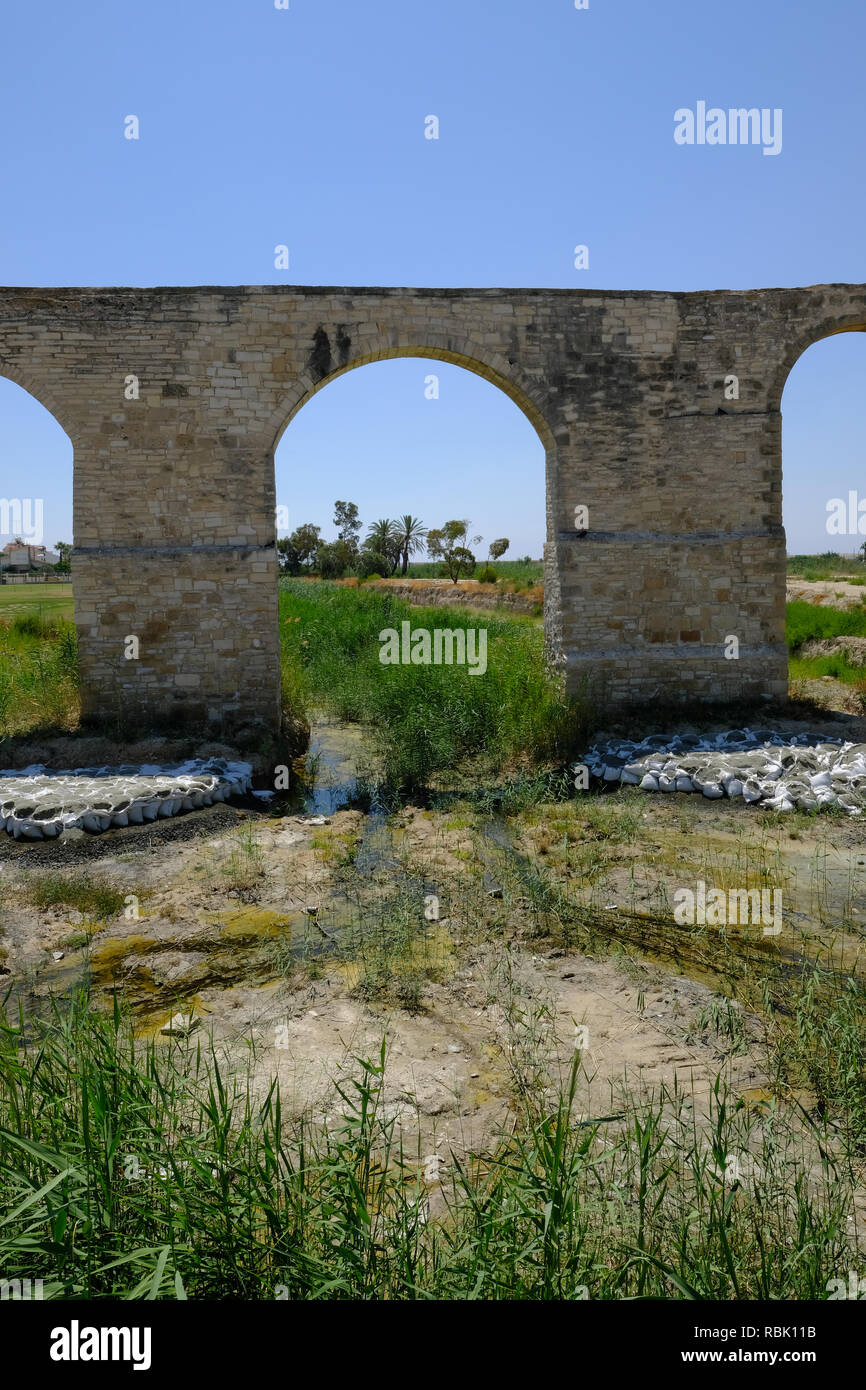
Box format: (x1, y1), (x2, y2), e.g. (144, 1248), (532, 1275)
(1, 541), (60, 572)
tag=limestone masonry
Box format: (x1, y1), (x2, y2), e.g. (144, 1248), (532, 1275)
(2, 282), (863, 732)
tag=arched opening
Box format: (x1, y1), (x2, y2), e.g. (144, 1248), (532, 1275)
(270, 346), (557, 460)
(0, 375), (75, 734)
(780, 328), (866, 697)
(272, 352), (553, 796)
(274, 354), (548, 573)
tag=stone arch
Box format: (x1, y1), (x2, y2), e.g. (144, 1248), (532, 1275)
(769, 314), (866, 415)
(269, 339), (560, 653)
(0, 372), (74, 578)
(269, 340), (558, 468)
(773, 316), (866, 561)
(0, 360), (76, 444)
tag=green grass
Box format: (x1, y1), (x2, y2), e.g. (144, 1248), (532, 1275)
(787, 554), (866, 583)
(0, 611), (79, 736)
(0, 583), (79, 734)
(0, 992), (858, 1300)
(786, 599), (866, 647)
(785, 598), (866, 688)
(279, 579), (588, 792)
(25, 872), (129, 923)
(789, 655), (866, 687)
(0, 582), (74, 622)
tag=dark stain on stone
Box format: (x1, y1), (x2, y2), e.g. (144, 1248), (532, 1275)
(140, 619), (171, 643)
(162, 382), (189, 398)
(335, 325), (351, 366)
(309, 328), (332, 381)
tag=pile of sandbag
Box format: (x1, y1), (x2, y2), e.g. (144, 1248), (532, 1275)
(582, 730), (866, 814)
(0, 759), (253, 840)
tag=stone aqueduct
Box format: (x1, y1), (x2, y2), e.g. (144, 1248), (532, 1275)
(1, 282), (864, 734)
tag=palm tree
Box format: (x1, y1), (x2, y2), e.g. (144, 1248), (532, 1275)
(365, 519), (400, 574)
(396, 514), (428, 576)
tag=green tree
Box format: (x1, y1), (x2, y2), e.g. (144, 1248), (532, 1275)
(427, 519), (482, 583)
(54, 541), (72, 574)
(318, 538), (356, 578)
(277, 536), (300, 574)
(333, 500), (362, 556)
(357, 549), (391, 579)
(364, 519), (401, 575)
(396, 514), (428, 576)
(288, 522), (321, 572)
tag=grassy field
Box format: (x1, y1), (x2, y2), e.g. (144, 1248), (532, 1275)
(7, 570), (866, 741)
(787, 553), (866, 583)
(0, 585), (78, 736)
(0, 582), (74, 621)
(786, 597), (866, 688)
(279, 578), (586, 793)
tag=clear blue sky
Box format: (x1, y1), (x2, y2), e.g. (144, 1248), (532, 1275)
(1, 0), (863, 557)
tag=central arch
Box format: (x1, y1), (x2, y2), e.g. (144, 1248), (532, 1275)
(268, 339), (561, 678)
(269, 344), (559, 459)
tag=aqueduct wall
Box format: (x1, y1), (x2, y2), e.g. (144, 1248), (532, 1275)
(1, 282), (864, 734)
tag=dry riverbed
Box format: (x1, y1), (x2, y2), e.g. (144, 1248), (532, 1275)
(0, 801), (765, 1158)
(2, 717), (864, 1216)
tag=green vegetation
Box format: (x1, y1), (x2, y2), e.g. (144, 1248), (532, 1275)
(0, 984), (858, 1300)
(25, 871), (129, 923)
(219, 823), (266, 892)
(786, 598), (866, 688)
(279, 579), (587, 791)
(789, 655), (866, 688)
(787, 552), (866, 582)
(277, 497), (521, 583)
(407, 557), (543, 588)
(786, 599), (866, 647)
(0, 582), (74, 621)
(426, 518), (483, 582)
(0, 600), (78, 736)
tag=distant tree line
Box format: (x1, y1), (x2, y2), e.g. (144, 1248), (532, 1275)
(277, 502), (517, 584)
